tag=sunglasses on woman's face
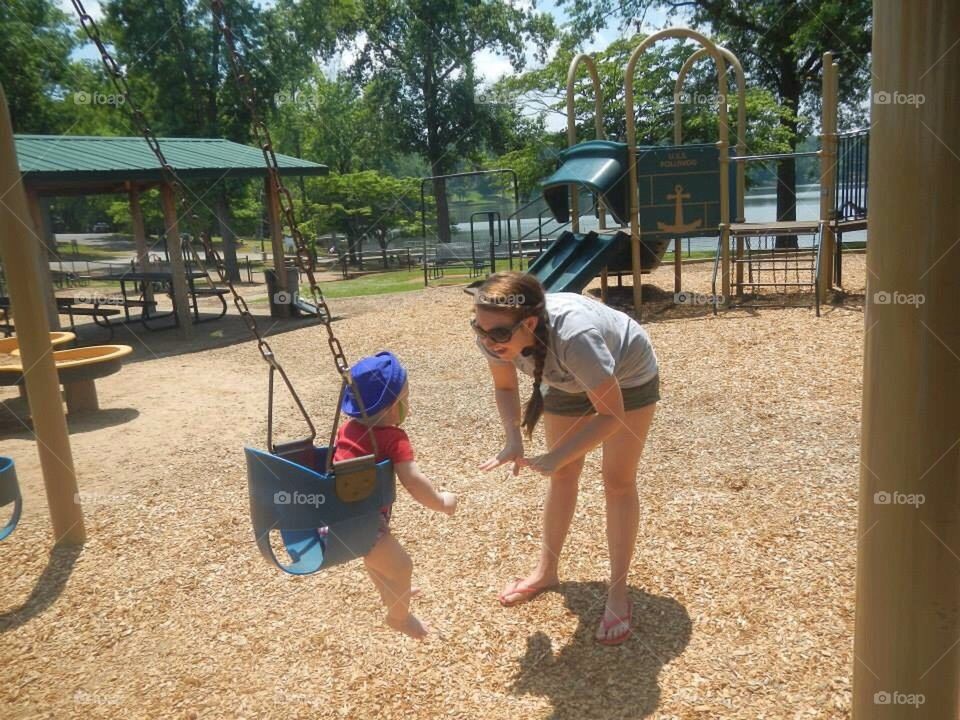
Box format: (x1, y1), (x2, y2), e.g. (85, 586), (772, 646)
(470, 317), (524, 344)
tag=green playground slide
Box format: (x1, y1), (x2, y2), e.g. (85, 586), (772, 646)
(527, 230), (671, 294)
(527, 230), (628, 294)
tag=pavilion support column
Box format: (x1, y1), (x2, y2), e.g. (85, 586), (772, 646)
(24, 189), (60, 330)
(264, 176), (291, 318)
(853, 1), (960, 717)
(159, 183), (193, 339)
(127, 184), (154, 305)
(0, 82), (84, 545)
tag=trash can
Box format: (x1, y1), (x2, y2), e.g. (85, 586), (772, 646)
(264, 267), (301, 318)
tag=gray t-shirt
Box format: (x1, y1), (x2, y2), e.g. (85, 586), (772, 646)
(477, 293), (658, 394)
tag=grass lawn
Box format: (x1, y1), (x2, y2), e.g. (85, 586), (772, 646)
(301, 268), (473, 298)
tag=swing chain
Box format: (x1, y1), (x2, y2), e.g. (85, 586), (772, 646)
(69, 0), (317, 445)
(211, 0), (351, 379)
(211, 0), (383, 448)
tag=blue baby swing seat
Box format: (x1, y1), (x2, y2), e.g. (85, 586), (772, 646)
(246, 440), (395, 575)
(244, 366), (397, 576)
(0, 456), (22, 541)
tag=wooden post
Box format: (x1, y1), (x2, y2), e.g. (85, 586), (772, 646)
(853, 1), (960, 716)
(159, 184), (193, 339)
(818, 52), (838, 303)
(127, 184), (154, 305)
(264, 176), (291, 318)
(24, 190), (61, 329)
(0, 83), (84, 545)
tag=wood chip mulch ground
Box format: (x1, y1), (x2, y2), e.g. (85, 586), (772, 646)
(0, 256), (868, 719)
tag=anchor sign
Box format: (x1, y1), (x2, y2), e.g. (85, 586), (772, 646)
(657, 184), (703, 233)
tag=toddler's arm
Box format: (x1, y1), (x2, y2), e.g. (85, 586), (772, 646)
(395, 461), (456, 515)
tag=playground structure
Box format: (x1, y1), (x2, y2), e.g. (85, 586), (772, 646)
(519, 34), (865, 316)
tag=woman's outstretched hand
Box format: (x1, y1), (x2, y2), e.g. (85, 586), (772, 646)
(479, 442), (524, 476)
(516, 453), (557, 476)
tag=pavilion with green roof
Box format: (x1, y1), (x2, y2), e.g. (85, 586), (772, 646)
(14, 135), (328, 337)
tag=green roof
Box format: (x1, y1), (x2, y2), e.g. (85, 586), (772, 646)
(15, 135), (328, 194)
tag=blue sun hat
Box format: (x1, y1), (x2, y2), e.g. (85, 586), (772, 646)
(343, 351), (408, 418)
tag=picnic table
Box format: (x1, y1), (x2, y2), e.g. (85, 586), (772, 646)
(0, 296), (121, 340)
(96, 269), (229, 330)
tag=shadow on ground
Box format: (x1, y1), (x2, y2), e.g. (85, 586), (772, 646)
(0, 545), (82, 634)
(511, 581), (691, 719)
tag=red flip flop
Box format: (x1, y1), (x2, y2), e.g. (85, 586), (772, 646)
(596, 604), (633, 646)
(498, 578), (556, 607)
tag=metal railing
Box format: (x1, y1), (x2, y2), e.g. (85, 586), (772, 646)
(834, 129), (869, 223)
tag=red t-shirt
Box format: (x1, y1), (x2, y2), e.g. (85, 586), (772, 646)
(333, 420), (414, 465)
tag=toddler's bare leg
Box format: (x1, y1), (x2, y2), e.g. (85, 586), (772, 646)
(363, 532), (428, 639)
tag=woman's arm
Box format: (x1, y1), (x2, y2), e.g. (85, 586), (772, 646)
(522, 375), (627, 474)
(395, 461), (456, 514)
(478, 359), (524, 474)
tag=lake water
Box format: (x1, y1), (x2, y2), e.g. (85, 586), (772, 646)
(446, 184), (867, 259)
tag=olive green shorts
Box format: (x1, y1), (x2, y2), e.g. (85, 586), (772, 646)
(542, 373), (660, 417)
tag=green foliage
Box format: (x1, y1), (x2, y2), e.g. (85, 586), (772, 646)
(305, 171), (420, 246)
(1, 0), (77, 132)
(348, 0), (557, 173)
(560, 0), (872, 135)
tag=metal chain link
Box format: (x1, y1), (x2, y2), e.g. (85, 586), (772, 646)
(211, 0), (381, 457)
(70, 0), (317, 445)
(211, 0), (351, 379)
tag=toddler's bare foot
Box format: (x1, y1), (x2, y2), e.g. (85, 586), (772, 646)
(386, 612), (430, 640)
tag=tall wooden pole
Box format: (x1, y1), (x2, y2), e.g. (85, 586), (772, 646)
(853, 1), (960, 716)
(264, 175), (291, 318)
(818, 52), (838, 303)
(24, 189), (61, 329)
(159, 184), (193, 339)
(0, 83), (85, 545)
(127, 183), (154, 305)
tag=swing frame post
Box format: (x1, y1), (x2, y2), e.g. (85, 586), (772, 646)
(0, 83), (85, 546)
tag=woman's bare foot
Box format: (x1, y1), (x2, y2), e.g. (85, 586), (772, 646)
(498, 571), (559, 606)
(595, 593), (632, 645)
(386, 612), (430, 640)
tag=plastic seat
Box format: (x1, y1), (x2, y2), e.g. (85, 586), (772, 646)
(245, 444), (396, 575)
(0, 456), (22, 542)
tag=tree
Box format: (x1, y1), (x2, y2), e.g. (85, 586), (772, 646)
(346, 0), (557, 242)
(560, 0), (872, 246)
(0, 0), (78, 133)
(308, 171), (420, 267)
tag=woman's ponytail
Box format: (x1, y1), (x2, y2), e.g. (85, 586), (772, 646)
(521, 309), (549, 437)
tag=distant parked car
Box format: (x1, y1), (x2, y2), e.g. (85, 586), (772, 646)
(91, 221), (111, 233)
